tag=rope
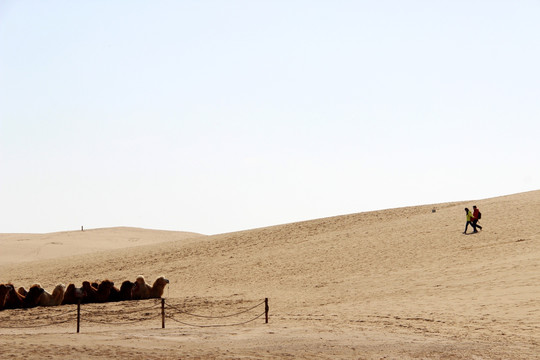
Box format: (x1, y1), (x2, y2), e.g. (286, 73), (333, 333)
(0, 308), (79, 324)
(82, 299), (161, 310)
(82, 313), (162, 325)
(79, 302), (161, 315)
(166, 300), (265, 319)
(0, 318), (73, 329)
(165, 311), (266, 328)
(0, 298), (268, 330)
(52, 308), (80, 317)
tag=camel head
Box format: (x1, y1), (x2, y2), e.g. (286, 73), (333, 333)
(150, 276), (170, 298)
(152, 276), (169, 288)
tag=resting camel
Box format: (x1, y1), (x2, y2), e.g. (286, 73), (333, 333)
(132, 276), (169, 300)
(38, 284), (66, 306)
(149, 276), (170, 298)
(17, 286), (28, 296)
(109, 280), (134, 302)
(25, 284), (46, 308)
(2, 284), (18, 309)
(108, 283), (121, 302)
(62, 284), (86, 305)
(0, 284), (10, 310)
(96, 280), (115, 303)
(131, 276), (149, 300)
(4, 284), (44, 309)
(109, 280), (135, 302)
(120, 280), (135, 300)
(81, 281), (99, 303)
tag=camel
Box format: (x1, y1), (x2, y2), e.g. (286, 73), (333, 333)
(131, 276), (148, 300)
(120, 280), (135, 300)
(4, 284), (44, 309)
(132, 276), (169, 300)
(2, 284), (19, 309)
(109, 280), (135, 302)
(81, 281), (99, 303)
(24, 284), (46, 308)
(0, 284), (10, 310)
(17, 286), (28, 296)
(108, 284), (121, 302)
(62, 284), (86, 305)
(38, 284), (66, 306)
(149, 276), (169, 298)
(96, 280), (115, 303)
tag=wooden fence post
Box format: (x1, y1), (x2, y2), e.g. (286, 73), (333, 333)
(77, 300), (81, 333)
(265, 298), (269, 324)
(161, 298), (165, 329)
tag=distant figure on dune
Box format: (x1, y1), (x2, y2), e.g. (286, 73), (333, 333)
(472, 205), (483, 231)
(463, 207), (477, 234)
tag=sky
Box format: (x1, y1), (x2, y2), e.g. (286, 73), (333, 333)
(1, 1), (539, 235)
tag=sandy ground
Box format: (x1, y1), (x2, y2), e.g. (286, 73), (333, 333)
(1, 190), (539, 359)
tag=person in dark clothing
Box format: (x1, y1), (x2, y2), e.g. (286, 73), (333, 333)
(472, 205), (482, 231)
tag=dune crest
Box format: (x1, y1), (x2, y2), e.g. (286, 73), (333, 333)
(0, 227), (205, 265)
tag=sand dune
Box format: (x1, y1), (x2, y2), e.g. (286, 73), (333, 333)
(0, 227), (205, 266)
(1, 190), (539, 359)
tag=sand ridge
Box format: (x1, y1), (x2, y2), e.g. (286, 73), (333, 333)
(0, 227), (205, 266)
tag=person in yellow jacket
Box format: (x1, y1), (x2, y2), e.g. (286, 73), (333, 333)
(463, 207), (477, 234)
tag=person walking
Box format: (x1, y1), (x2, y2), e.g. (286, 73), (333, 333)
(464, 207), (476, 234)
(472, 205), (482, 231)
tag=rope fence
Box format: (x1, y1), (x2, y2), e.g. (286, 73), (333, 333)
(0, 297), (269, 333)
(166, 299), (265, 318)
(165, 311), (267, 328)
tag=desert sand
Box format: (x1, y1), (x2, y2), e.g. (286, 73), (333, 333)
(1, 190), (539, 359)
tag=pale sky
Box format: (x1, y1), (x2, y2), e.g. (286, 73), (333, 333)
(1, 1), (539, 235)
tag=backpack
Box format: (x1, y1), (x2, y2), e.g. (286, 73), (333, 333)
(478, 211), (482, 220)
